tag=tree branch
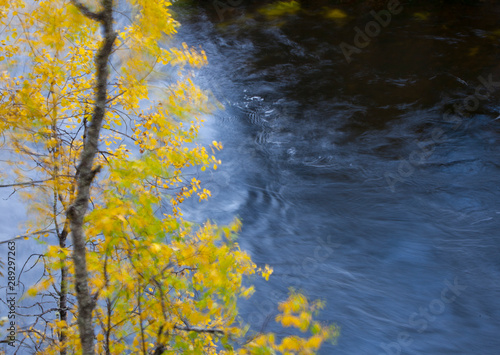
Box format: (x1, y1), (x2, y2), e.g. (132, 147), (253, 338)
(0, 178), (62, 188)
(173, 325), (224, 334)
(69, 0), (104, 22)
(0, 229), (56, 245)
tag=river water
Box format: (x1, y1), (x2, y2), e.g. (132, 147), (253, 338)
(1, 1), (499, 354)
(175, 1), (500, 354)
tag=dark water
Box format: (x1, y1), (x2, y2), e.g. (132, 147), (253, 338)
(176, 1), (500, 354)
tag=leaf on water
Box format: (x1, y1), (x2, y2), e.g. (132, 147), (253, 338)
(324, 8), (347, 20)
(259, 1), (300, 18)
(469, 47), (479, 56)
(413, 12), (430, 21)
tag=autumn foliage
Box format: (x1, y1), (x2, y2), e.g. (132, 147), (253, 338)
(0, 0), (338, 353)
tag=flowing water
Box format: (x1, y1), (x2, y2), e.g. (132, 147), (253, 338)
(1, 1), (499, 354)
(175, 1), (500, 354)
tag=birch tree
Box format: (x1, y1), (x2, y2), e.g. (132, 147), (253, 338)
(0, 0), (338, 354)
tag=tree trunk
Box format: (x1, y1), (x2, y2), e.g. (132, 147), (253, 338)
(67, 1), (116, 354)
(59, 227), (68, 355)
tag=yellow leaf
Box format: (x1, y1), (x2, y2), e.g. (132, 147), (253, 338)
(325, 9), (347, 19)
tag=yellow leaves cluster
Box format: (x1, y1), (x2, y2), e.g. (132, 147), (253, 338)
(258, 264), (274, 281)
(170, 42), (208, 69)
(242, 291), (339, 354)
(0, 1), (98, 237)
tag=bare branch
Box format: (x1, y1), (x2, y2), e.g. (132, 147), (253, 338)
(0, 175), (76, 189)
(173, 325), (224, 335)
(0, 230), (55, 245)
(0, 179), (55, 188)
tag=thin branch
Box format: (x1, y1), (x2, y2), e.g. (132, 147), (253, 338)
(0, 179), (55, 188)
(106, 90), (125, 104)
(0, 174), (76, 189)
(173, 325), (224, 335)
(0, 230), (55, 245)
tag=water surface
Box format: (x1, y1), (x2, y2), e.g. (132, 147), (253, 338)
(176, 1), (500, 353)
